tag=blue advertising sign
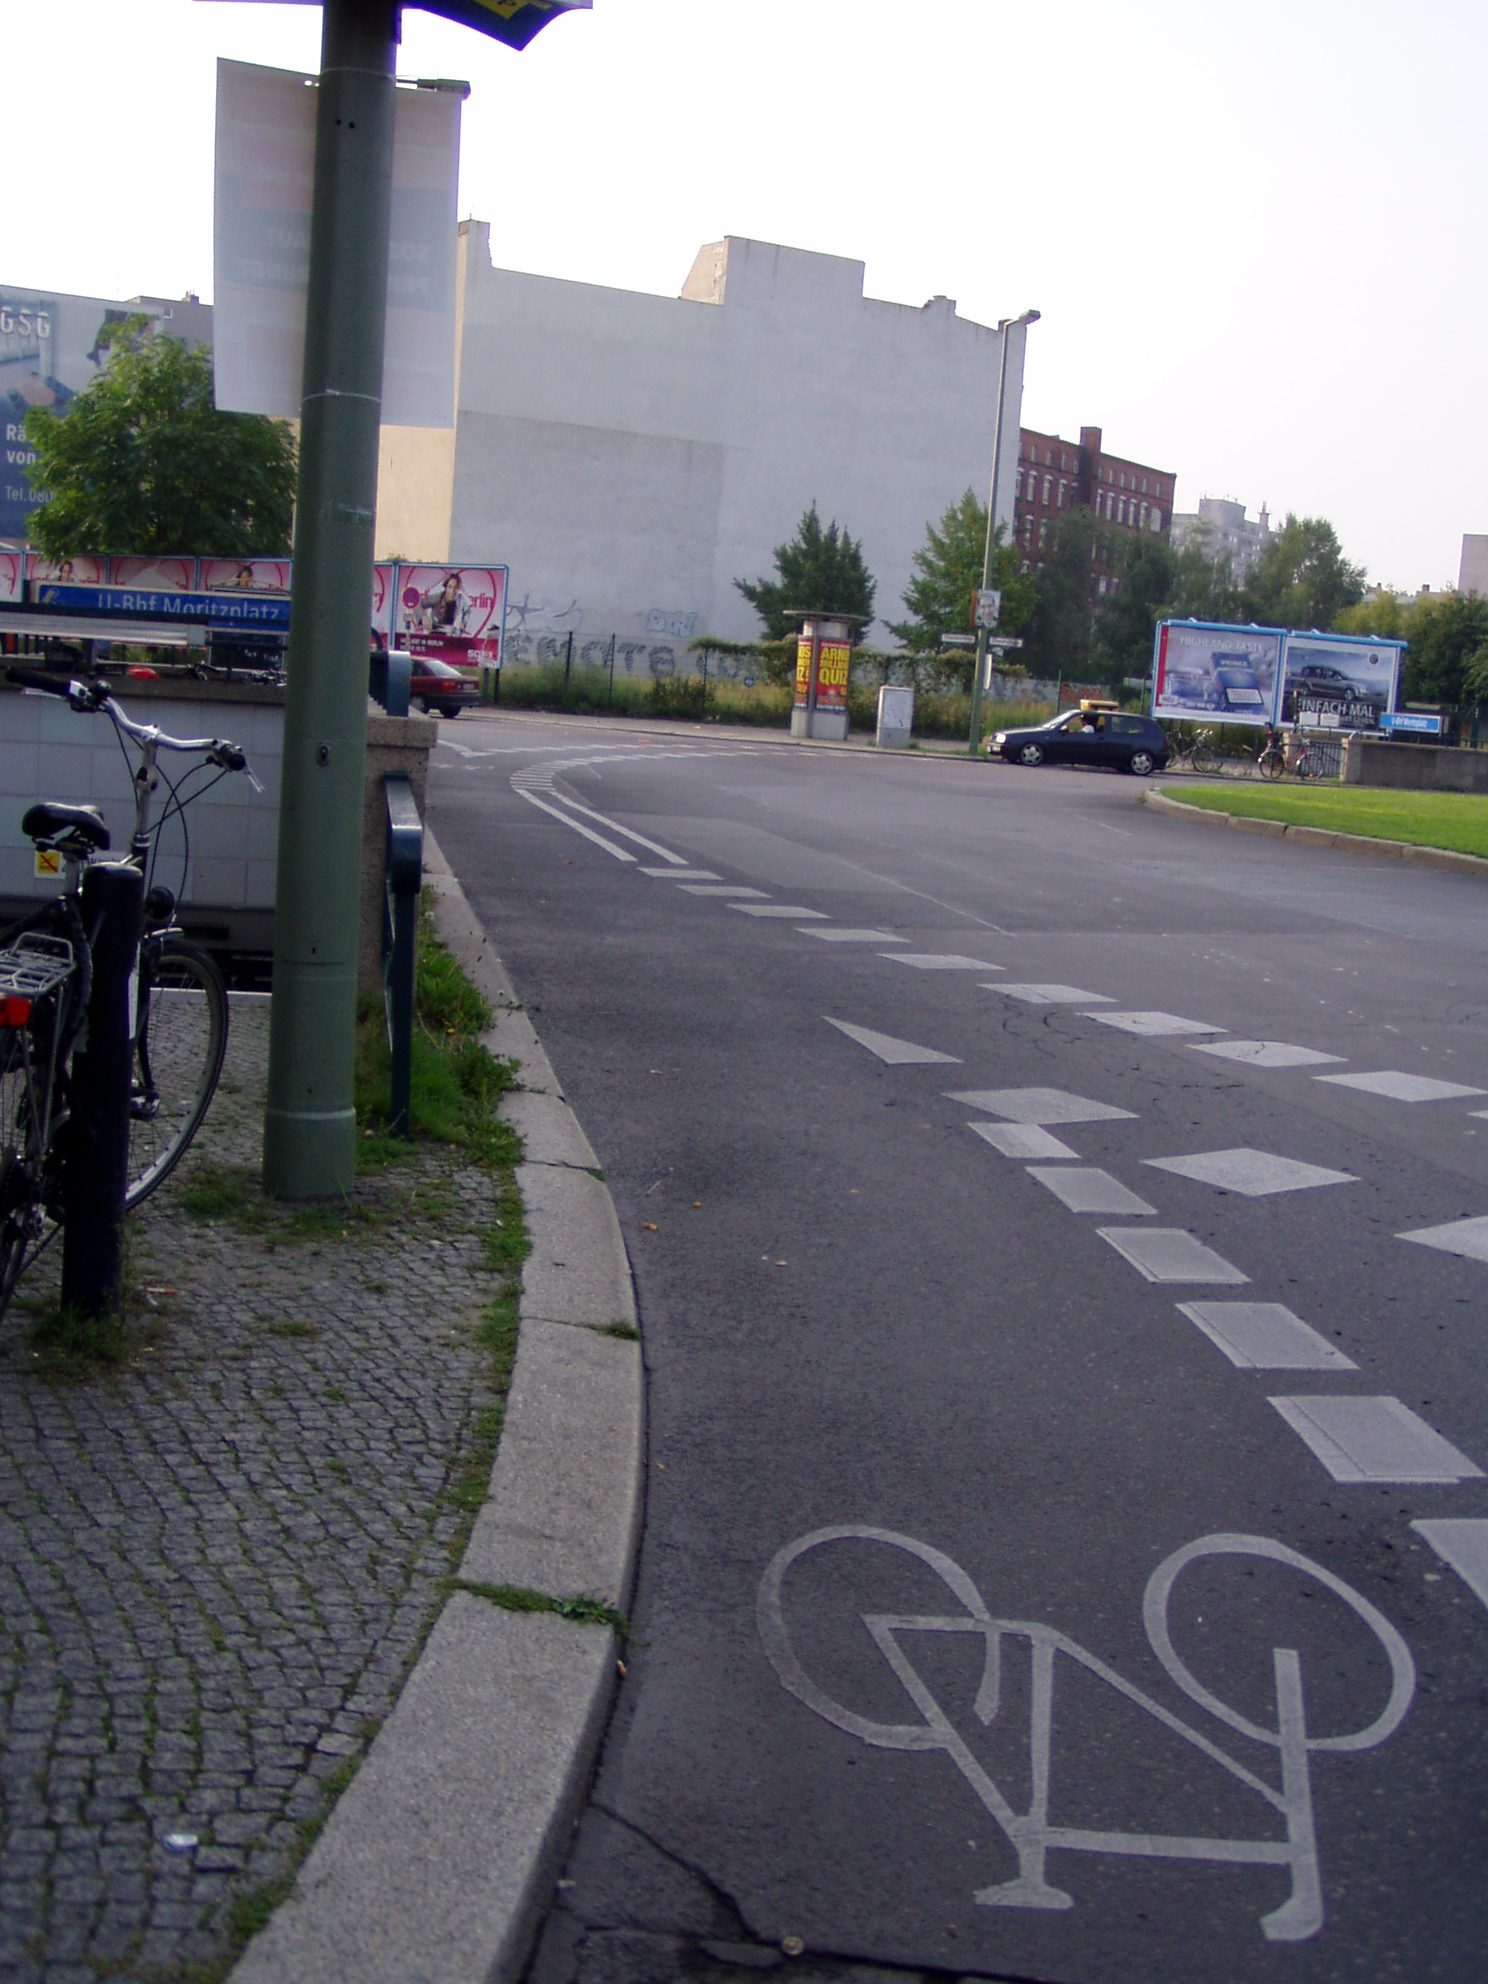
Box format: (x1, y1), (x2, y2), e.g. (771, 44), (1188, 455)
(1380, 711), (1442, 735)
(34, 583), (291, 630)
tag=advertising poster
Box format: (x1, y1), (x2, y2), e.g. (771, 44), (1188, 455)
(1152, 621), (1284, 727)
(200, 558), (290, 594)
(794, 637), (812, 704)
(395, 565), (505, 667)
(110, 556), (197, 591)
(0, 551), (20, 602)
(815, 640), (851, 713)
(371, 564), (394, 648)
(26, 552), (106, 588)
(1278, 634), (1403, 729)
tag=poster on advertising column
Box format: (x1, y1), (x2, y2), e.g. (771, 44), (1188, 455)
(394, 565), (507, 668)
(1277, 633), (1403, 729)
(1151, 621), (1284, 726)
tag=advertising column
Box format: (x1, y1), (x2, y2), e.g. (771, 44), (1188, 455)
(790, 615), (851, 743)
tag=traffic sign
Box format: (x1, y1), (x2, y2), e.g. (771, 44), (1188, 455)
(415, 0), (591, 47)
(985, 636), (1024, 651)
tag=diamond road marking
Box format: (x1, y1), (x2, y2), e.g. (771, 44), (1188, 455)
(988, 983), (1114, 1005)
(824, 1019), (960, 1066)
(1316, 1070), (1487, 1103)
(678, 885), (768, 897)
(1270, 1396), (1483, 1483)
(946, 1087), (1136, 1125)
(729, 904), (829, 919)
(969, 1121), (1079, 1160)
(1412, 1519), (1488, 1611)
(1398, 1214), (1488, 1264)
(1176, 1302), (1357, 1371)
(802, 928), (911, 943)
(1097, 1229), (1248, 1284)
(1145, 1147), (1357, 1197)
(1189, 1038), (1344, 1069)
(887, 953), (1005, 971)
(1091, 1011), (1225, 1037)
(641, 866), (718, 879)
(1029, 1167), (1156, 1215)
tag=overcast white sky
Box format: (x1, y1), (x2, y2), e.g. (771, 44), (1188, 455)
(12, 1), (1485, 589)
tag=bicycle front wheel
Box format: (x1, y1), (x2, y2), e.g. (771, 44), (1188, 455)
(1190, 743), (1223, 776)
(125, 936), (228, 1210)
(1258, 747), (1285, 780)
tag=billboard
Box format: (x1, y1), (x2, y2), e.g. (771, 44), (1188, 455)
(109, 556), (196, 591)
(1151, 621), (1284, 727)
(25, 552), (107, 588)
(1278, 633), (1403, 729)
(201, 557), (290, 594)
(394, 565), (506, 668)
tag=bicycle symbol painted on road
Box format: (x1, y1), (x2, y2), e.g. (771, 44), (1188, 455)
(757, 1527), (1416, 1943)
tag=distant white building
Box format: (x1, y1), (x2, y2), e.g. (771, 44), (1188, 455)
(1460, 535), (1488, 596)
(374, 225), (1030, 673)
(1170, 496), (1272, 581)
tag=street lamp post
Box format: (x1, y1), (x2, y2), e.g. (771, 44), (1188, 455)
(968, 308), (1040, 757)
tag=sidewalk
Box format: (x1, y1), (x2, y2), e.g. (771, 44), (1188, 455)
(0, 853), (642, 1984)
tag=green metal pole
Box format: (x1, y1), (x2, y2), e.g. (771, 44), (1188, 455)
(969, 319), (1014, 756)
(264, 0), (397, 1199)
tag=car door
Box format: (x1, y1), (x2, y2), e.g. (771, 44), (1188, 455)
(1057, 714), (1103, 769)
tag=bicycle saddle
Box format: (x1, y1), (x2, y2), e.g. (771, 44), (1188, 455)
(22, 802), (111, 851)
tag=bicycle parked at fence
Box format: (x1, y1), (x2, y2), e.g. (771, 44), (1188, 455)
(0, 668), (261, 1315)
(1257, 724), (1330, 781)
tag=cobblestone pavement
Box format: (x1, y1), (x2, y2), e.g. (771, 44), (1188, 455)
(0, 995), (509, 1982)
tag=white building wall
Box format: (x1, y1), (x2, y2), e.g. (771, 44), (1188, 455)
(405, 226), (1025, 669)
(1459, 534), (1488, 596)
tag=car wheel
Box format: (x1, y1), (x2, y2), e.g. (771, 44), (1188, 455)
(1018, 743), (1045, 768)
(439, 703), (461, 718)
(1128, 750), (1156, 776)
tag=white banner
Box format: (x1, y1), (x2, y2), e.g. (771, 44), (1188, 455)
(213, 60), (460, 428)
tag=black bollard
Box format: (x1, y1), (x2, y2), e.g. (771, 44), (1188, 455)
(61, 862), (144, 1317)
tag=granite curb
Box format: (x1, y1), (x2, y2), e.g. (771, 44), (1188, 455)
(1142, 785), (1488, 876)
(230, 830), (644, 1984)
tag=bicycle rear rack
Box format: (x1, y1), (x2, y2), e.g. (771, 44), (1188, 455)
(0, 933), (76, 1002)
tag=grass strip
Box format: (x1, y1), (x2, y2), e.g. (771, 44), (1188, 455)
(1159, 782), (1488, 858)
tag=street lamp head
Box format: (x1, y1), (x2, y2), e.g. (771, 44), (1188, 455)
(1020, 309), (1041, 325)
(998, 309), (1040, 331)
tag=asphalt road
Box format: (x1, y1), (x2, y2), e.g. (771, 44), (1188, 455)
(427, 710), (1488, 1984)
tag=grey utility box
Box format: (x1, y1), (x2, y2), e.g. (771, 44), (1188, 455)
(876, 684), (915, 749)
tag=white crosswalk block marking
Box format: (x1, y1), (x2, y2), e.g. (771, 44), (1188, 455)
(1029, 1168), (1156, 1214)
(1398, 1214), (1488, 1264)
(1176, 1302), (1357, 1370)
(730, 904), (829, 919)
(1412, 1519), (1488, 1611)
(1316, 1070), (1487, 1103)
(946, 1087), (1136, 1124)
(1145, 1147), (1356, 1197)
(1271, 1396), (1484, 1484)
(678, 885), (768, 896)
(824, 1019), (960, 1065)
(640, 867), (719, 879)
(1091, 1011), (1225, 1037)
(887, 954), (1004, 971)
(803, 929), (911, 943)
(969, 1121), (1079, 1159)
(988, 983), (1113, 1005)
(1097, 1229), (1248, 1284)
(1189, 1039), (1344, 1069)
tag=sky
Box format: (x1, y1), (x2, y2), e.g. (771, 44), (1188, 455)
(11, 1), (1486, 591)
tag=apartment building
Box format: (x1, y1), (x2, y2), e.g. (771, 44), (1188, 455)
(1014, 424), (1175, 599)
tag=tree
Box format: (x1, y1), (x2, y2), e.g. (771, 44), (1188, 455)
(1021, 508), (1114, 679)
(23, 319), (296, 556)
(1238, 514), (1366, 630)
(1166, 530), (1244, 624)
(1400, 592), (1488, 708)
(888, 488), (1033, 688)
(734, 503), (876, 643)
(1092, 534), (1177, 680)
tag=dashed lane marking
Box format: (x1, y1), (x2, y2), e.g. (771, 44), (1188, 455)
(641, 866), (719, 879)
(986, 983), (1114, 1005)
(1315, 1070), (1487, 1103)
(1189, 1039), (1344, 1069)
(1144, 1148), (1357, 1198)
(968, 1121), (1079, 1160)
(886, 953), (1005, 971)
(729, 903), (829, 919)
(802, 928), (911, 943)
(824, 1019), (960, 1066)
(678, 885), (769, 896)
(1091, 1011), (1226, 1037)
(1397, 1214), (1488, 1264)
(1097, 1229), (1249, 1284)
(1028, 1167), (1157, 1215)
(946, 1087), (1136, 1125)
(1176, 1302), (1357, 1371)
(1412, 1519), (1488, 1610)
(1270, 1397), (1483, 1484)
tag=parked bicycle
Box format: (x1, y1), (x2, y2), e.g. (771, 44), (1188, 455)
(1257, 724), (1329, 781)
(1, 669), (261, 1314)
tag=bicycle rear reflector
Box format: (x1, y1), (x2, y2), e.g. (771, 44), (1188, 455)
(2, 996), (31, 1027)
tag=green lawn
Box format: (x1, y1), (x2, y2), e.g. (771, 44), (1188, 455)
(1160, 783), (1488, 859)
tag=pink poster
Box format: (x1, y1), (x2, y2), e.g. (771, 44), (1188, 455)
(0, 551), (22, 603)
(200, 557), (290, 595)
(370, 563), (394, 647)
(27, 552), (106, 588)
(394, 565), (506, 666)
(109, 556), (197, 591)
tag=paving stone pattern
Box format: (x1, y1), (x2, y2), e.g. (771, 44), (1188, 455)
(0, 998), (506, 1982)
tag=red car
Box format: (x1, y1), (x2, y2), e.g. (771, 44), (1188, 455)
(407, 653), (479, 718)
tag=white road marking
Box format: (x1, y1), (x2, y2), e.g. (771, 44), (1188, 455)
(1471, 1110), (1488, 1121)
(1091, 1011), (1225, 1037)
(513, 788), (636, 860)
(969, 1121), (1079, 1159)
(1397, 1214), (1488, 1264)
(887, 953), (1005, 971)
(1144, 1148), (1357, 1197)
(730, 903), (829, 919)
(1029, 1167), (1157, 1215)
(1411, 1519), (1488, 1610)
(1097, 1229), (1249, 1284)
(1189, 1039), (1344, 1069)
(1176, 1302), (1357, 1371)
(1270, 1397), (1483, 1484)
(824, 1019), (960, 1065)
(947, 1087), (1136, 1125)
(678, 885), (769, 897)
(987, 983), (1114, 1005)
(802, 928), (911, 942)
(1315, 1070), (1487, 1103)
(533, 790), (688, 862)
(641, 866), (718, 879)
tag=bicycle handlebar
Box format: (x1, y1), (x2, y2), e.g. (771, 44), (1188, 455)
(8, 666), (261, 787)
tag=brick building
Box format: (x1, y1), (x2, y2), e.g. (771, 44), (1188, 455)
(1014, 424), (1176, 601)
